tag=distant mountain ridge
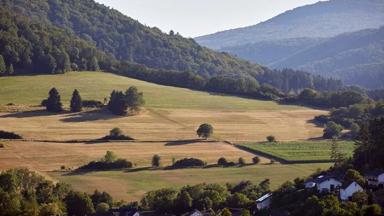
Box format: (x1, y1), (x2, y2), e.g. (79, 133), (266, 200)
(0, 0), (342, 97)
(196, 0), (384, 49)
(195, 0), (384, 89)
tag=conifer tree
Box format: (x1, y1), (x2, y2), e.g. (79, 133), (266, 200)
(89, 57), (100, 71)
(46, 88), (63, 112)
(70, 89), (82, 112)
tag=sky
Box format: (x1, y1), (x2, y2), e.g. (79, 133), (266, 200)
(95, 0), (322, 38)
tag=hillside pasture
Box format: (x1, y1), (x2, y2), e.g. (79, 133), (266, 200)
(0, 141), (264, 172)
(0, 107), (324, 142)
(0, 71), (302, 111)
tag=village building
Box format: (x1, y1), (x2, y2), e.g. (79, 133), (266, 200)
(305, 175), (342, 192)
(340, 181), (364, 200)
(365, 170), (384, 188)
(256, 193), (272, 210)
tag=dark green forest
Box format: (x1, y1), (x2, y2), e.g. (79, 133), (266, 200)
(0, 0), (343, 98)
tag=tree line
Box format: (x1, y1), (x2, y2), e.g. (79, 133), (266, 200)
(0, 6), (110, 75)
(43, 86), (145, 116)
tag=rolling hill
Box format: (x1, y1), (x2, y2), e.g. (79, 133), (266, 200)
(195, 0), (384, 88)
(0, 0), (262, 79)
(223, 27), (384, 89)
(196, 0), (384, 49)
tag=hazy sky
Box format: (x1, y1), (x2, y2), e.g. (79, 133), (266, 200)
(95, 0), (322, 37)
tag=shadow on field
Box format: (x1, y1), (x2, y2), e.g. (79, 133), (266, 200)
(61, 109), (121, 122)
(165, 139), (213, 146)
(0, 109), (62, 118)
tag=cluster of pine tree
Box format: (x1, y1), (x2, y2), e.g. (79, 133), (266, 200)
(44, 88), (83, 113)
(107, 87), (145, 116)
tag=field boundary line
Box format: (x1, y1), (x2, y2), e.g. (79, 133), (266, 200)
(228, 142), (335, 164)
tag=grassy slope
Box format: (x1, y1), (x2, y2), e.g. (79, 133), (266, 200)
(0, 71), (304, 111)
(240, 141), (355, 161)
(51, 163), (332, 201)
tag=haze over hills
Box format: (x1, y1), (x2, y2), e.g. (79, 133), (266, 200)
(195, 0), (384, 89)
(196, 0), (384, 49)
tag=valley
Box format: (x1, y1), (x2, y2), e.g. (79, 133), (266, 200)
(0, 71), (329, 201)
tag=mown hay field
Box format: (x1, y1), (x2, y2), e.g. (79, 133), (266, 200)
(50, 163), (332, 201)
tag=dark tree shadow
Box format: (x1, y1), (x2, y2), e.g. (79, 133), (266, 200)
(60, 109), (121, 122)
(165, 139), (214, 146)
(307, 119), (324, 128)
(0, 110), (64, 118)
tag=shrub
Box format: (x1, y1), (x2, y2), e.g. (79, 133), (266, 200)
(41, 99), (48, 106)
(0, 143), (4, 148)
(78, 159), (133, 171)
(171, 158), (205, 169)
(266, 135), (276, 142)
(96, 202), (110, 213)
(0, 130), (22, 139)
(101, 128), (134, 140)
(78, 152), (132, 171)
(252, 157), (260, 164)
(218, 157), (236, 167)
(152, 155), (161, 167)
(323, 121), (343, 139)
(82, 100), (104, 108)
(238, 157), (246, 166)
(218, 157), (228, 166)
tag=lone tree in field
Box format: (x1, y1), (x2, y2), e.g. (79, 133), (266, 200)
(196, 123), (213, 139)
(46, 88), (63, 112)
(152, 154), (161, 167)
(70, 89), (82, 112)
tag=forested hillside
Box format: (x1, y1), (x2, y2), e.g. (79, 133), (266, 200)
(0, 7), (112, 75)
(270, 27), (384, 87)
(0, 0), (342, 97)
(1, 0), (262, 79)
